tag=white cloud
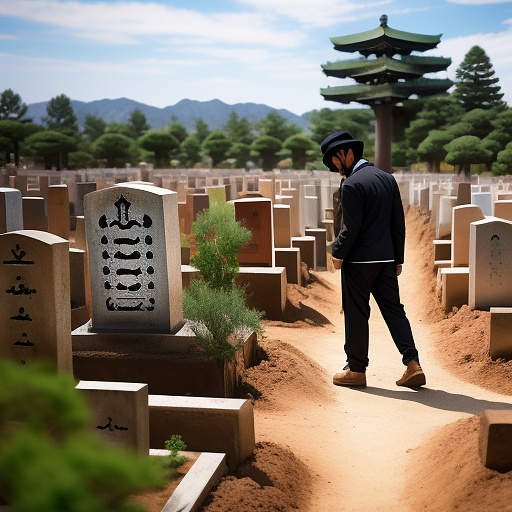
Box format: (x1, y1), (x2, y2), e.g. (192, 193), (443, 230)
(235, 0), (392, 28)
(0, 0), (305, 47)
(0, 34), (17, 40)
(430, 28), (512, 103)
(447, 0), (511, 4)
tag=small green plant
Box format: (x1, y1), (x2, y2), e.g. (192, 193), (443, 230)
(184, 280), (263, 360)
(164, 435), (188, 469)
(190, 202), (252, 291)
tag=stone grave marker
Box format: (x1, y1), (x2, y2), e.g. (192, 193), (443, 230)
(0, 187), (23, 233)
(235, 197), (274, 267)
(22, 197), (47, 231)
(0, 230), (72, 371)
(48, 184), (70, 240)
(451, 204), (484, 267)
(76, 380), (149, 455)
(469, 218), (512, 310)
(84, 183), (183, 333)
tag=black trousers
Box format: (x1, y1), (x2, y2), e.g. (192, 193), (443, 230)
(341, 261), (419, 373)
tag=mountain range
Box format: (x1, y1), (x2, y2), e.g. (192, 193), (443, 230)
(26, 97), (311, 132)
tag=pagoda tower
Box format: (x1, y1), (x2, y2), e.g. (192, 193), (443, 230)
(321, 14), (453, 173)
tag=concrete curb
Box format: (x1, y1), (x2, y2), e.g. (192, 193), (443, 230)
(150, 450), (227, 512)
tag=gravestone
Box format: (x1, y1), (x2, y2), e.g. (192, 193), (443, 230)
(48, 184), (70, 240)
(76, 380), (149, 455)
(479, 410), (512, 472)
(469, 218), (512, 310)
(0, 230), (72, 371)
(493, 200), (512, 222)
(437, 195), (457, 239)
(235, 197), (274, 267)
(471, 192), (492, 216)
(84, 183), (183, 333)
(205, 185), (226, 206)
(451, 205), (484, 267)
(0, 187), (23, 233)
(22, 197), (47, 231)
(273, 204), (291, 248)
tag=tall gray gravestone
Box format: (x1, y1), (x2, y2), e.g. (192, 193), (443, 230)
(84, 183), (182, 333)
(0, 230), (72, 371)
(0, 187), (23, 233)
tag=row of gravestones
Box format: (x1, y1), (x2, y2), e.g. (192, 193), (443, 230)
(7, 169), (341, 235)
(0, 183), (256, 474)
(394, 174), (512, 473)
(398, 178), (512, 362)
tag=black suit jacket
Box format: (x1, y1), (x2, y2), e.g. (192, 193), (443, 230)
(331, 164), (405, 264)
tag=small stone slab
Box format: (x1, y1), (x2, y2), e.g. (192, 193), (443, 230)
(479, 409), (512, 472)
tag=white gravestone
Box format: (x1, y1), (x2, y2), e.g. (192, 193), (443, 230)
(469, 218), (512, 310)
(84, 183), (183, 333)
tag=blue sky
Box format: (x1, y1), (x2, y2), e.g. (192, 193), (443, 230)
(1, 0), (512, 115)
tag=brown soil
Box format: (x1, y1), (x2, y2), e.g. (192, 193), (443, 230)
(199, 206), (512, 511)
(131, 453), (199, 512)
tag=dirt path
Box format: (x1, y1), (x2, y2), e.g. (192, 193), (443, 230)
(256, 213), (512, 511)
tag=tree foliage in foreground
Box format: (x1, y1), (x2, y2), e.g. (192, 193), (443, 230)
(0, 359), (165, 512)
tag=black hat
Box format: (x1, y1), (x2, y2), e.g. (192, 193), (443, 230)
(321, 130), (364, 173)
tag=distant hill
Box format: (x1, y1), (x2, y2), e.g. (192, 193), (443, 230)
(26, 97), (311, 132)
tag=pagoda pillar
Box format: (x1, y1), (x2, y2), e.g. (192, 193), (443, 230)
(372, 102), (393, 174)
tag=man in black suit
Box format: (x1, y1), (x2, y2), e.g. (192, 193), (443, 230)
(321, 130), (425, 388)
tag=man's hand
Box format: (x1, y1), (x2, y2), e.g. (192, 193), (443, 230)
(396, 264), (403, 276)
(333, 257), (343, 270)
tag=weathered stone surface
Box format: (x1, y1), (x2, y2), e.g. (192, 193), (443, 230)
(469, 218), (512, 310)
(84, 183), (183, 333)
(0, 187), (23, 233)
(0, 230), (72, 372)
(76, 380), (150, 455)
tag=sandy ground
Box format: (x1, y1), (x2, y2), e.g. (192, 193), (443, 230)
(201, 208), (512, 512)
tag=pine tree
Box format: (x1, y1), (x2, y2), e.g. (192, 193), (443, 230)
(454, 45), (505, 111)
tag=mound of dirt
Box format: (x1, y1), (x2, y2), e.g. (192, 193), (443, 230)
(404, 415), (512, 511)
(201, 442), (311, 511)
(237, 336), (334, 411)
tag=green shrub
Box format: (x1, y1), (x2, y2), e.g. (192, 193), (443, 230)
(0, 359), (165, 512)
(164, 435), (188, 469)
(190, 202), (251, 291)
(183, 280), (263, 361)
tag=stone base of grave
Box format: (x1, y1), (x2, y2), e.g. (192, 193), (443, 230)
(274, 248), (301, 285)
(291, 236), (316, 270)
(150, 451), (227, 512)
(305, 228), (327, 270)
(149, 395), (254, 471)
(440, 267), (469, 313)
(181, 264), (200, 289)
(71, 305), (90, 331)
(479, 409), (512, 472)
(235, 266), (287, 320)
(72, 320), (259, 398)
(433, 239), (451, 261)
(489, 308), (512, 360)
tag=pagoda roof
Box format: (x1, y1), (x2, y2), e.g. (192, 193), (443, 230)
(322, 55), (452, 83)
(320, 78), (453, 105)
(330, 17), (442, 57)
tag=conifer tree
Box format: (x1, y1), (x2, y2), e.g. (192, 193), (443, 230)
(454, 45), (505, 111)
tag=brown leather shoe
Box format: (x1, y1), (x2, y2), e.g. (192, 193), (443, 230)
(333, 369), (366, 387)
(396, 361), (426, 387)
